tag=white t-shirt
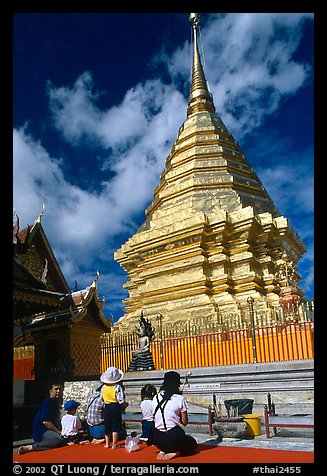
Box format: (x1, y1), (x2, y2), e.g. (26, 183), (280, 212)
(141, 399), (154, 421)
(61, 414), (81, 437)
(152, 393), (188, 431)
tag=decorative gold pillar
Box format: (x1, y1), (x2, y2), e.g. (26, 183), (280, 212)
(275, 252), (304, 323)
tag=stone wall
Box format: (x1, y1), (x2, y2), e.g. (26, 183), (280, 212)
(63, 359), (314, 419)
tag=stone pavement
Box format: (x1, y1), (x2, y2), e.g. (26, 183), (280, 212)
(194, 428), (314, 453)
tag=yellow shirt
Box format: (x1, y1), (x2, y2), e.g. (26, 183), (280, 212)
(101, 384), (119, 404)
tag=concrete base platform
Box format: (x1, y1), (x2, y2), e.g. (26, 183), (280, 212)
(123, 359), (314, 415)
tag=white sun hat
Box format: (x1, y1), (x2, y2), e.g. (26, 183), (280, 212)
(100, 366), (124, 384)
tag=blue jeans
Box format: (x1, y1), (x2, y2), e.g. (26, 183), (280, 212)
(104, 403), (123, 434)
(141, 420), (155, 444)
(32, 430), (66, 451)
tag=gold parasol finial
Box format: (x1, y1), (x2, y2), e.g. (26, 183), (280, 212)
(189, 13), (199, 27)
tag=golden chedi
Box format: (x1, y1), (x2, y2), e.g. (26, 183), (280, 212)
(114, 14), (305, 331)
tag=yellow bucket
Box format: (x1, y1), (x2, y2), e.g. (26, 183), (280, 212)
(243, 414), (262, 436)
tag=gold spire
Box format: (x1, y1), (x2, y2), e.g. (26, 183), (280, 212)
(187, 13), (215, 117)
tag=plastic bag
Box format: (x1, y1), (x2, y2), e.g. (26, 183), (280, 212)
(125, 435), (140, 453)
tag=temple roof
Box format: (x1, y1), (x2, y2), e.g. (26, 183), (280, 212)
(13, 211), (111, 332)
(14, 218), (70, 293)
(13, 255), (46, 290)
(15, 277), (111, 343)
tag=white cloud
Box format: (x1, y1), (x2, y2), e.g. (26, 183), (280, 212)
(13, 127), (69, 222)
(48, 76), (186, 159)
(160, 13), (312, 139)
(47, 72), (102, 145)
(99, 80), (174, 151)
(257, 160), (314, 218)
(13, 78), (187, 273)
(45, 74), (187, 226)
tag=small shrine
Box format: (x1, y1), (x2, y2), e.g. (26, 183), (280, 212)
(128, 313), (155, 371)
(275, 252), (304, 322)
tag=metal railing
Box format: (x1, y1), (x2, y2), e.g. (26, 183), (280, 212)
(100, 320), (314, 373)
(13, 302), (314, 379)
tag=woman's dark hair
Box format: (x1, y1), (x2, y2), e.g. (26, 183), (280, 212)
(141, 384), (157, 400)
(160, 382), (182, 401)
(160, 371), (182, 401)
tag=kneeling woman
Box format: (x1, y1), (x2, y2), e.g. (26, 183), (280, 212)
(152, 371), (197, 460)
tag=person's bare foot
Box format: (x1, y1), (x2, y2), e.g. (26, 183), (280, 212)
(104, 444), (110, 448)
(79, 440), (90, 444)
(92, 438), (105, 444)
(157, 451), (166, 459)
(18, 445), (33, 454)
(162, 451), (181, 460)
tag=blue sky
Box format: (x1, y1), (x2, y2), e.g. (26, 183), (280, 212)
(13, 13), (314, 322)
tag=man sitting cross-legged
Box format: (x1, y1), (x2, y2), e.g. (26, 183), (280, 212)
(18, 382), (66, 454)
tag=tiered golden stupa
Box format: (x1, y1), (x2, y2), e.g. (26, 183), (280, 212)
(114, 13), (306, 331)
